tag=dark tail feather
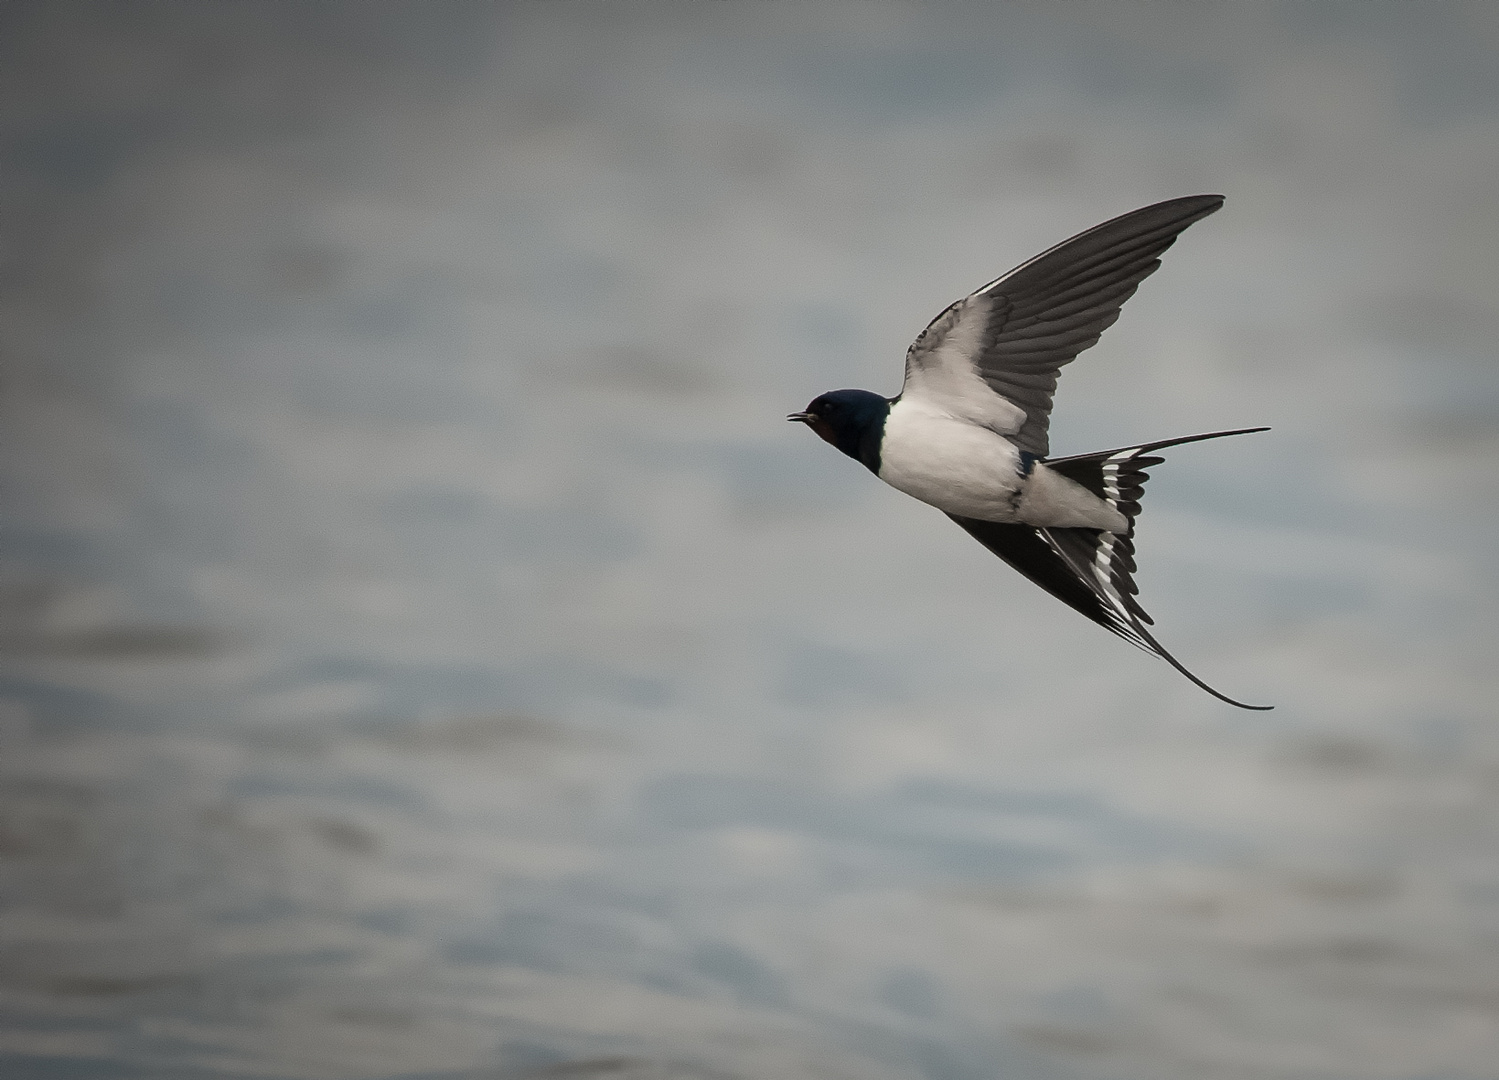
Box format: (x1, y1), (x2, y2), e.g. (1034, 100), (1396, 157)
(1045, 427), (1270, 542)
(1039, 526), (1273, 711)
(1045, 427), (1272, 467)
(948, 426), (1272, 710)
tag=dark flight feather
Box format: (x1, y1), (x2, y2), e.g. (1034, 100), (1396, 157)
(949, 427), (1272, 710)
(905, 195), (1225, 457)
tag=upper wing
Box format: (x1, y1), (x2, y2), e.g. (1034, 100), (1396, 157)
(901, 195), (1225, 457)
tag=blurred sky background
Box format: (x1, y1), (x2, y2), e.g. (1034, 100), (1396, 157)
(3, 3), (1499, 1079)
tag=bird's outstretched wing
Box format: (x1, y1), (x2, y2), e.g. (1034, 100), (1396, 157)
(902, 195), (1225, 457)
(947, 428), (1272, 710)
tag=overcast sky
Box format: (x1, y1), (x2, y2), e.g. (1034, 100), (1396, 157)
(3, 4), (1499, 1079)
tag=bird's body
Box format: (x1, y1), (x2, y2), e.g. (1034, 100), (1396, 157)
(789, 195), (1270, 709)
(881, 396), (1128, 530)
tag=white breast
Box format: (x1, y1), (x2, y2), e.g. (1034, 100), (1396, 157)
(878, 398), (1025, 520)
(878, 397), (1128, 531)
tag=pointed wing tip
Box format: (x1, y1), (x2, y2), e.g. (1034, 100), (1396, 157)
(1183, 193), (1226, 210)
(1139, 193), (1224, 221)
(1151, 194), (1226, 230)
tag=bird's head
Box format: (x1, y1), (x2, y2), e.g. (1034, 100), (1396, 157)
(787, 389), (890, 471)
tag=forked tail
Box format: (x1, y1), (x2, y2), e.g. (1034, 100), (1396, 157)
(950, 427), (1272, 710)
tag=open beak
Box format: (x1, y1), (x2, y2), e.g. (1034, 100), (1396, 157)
(786, 412), (813, 423)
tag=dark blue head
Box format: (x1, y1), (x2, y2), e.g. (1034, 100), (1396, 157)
(787, 389), (890, 474)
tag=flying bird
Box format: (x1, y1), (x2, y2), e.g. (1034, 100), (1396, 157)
(788, 195), (1270, 709)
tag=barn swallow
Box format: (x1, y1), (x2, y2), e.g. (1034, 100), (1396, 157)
(789, 195), (1270, 709)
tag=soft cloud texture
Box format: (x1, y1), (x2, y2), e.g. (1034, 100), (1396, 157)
(2, 4), (1498, 1078)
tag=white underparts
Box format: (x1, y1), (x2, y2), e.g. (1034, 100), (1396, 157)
(1013, 465), (1128, 531)
(878, 398), (1128, 531)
